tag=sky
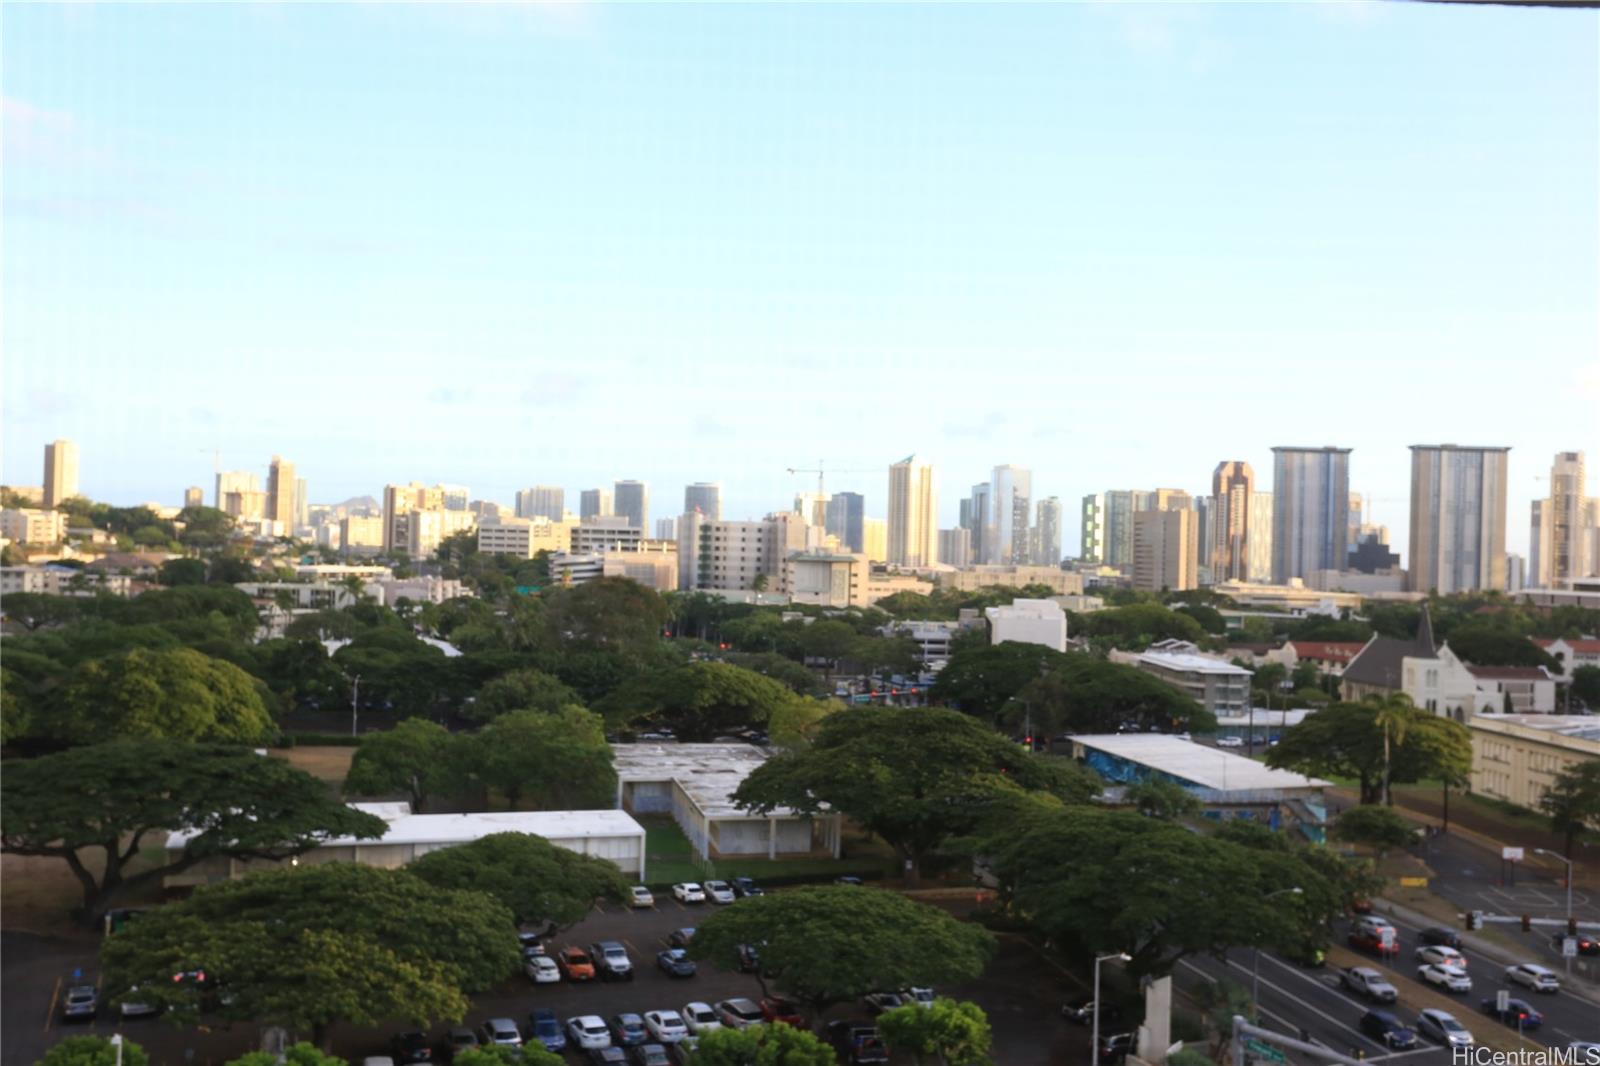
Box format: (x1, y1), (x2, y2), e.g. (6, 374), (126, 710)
(4, 2), (1597, 560)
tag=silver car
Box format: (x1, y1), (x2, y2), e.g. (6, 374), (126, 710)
(1505, 963), (1560, 993)
(1416, 1008), (1475, 1048)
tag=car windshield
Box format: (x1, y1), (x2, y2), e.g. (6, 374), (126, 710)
(584, 1020), (607, 1034)
(1440, 1018), (1464, 1031)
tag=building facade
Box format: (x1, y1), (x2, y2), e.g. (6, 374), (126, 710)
(477, 517), (573, 558)
(1407, 444), (1509, 594)
(1132, 509), (1198, 592)
(1033, 496), (1063, 567)
(1470, 715), (1600, 814)
(1210, 461), (1254, 582)
(887, 455), (937, 567)
(579, 488), (612, 521)
(43, 439), (79, 509)
(988, 464), (1032, 565)
(1079, 493), (1106, 565)
(515, 486), (565, 520)
(938, 527), (972, 568)
(783, 552), (866, 608)
(1271, 446), (1351, 584)
(684, 482), (723, 522)
(613, 480), (649, 531)
(0, 508), (68, 545)
(265, 455), (296, 529)
(984, 598), (1067, 653)
(862, 517), (887, 563)
(824, 491), (864, 553)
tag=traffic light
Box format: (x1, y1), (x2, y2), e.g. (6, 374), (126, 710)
(1465, 911), (1482, 931)
(1521, 914), (1532, 932)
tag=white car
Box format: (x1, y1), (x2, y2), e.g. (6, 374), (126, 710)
(1416, 944), (1468, 968)
(1416, 1008), (1474, 1048)
(630, 886), (656, 908)
(703, 880), (736, 904)
(480, 1018), (523, 1047)
(644, 1009), (689, 1043)
(119, 987), (160, 1018)
(1506, 963), (1560, 992)
(683, 1002), (722, 1035)
(901, 987), (935, 1008)
(567, 1015), (612, 1050)
(1215, 736), (1245, 748)
(1417, 963), (1472, 993)
(525, 954), (561, 983)
(715, 998), (765, 1030)
(673, 882), (707, 904)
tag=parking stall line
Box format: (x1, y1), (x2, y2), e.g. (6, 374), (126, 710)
(43, 976), (61, 1033)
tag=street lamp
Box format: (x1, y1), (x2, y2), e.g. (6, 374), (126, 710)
(1253, 887), (1304, 1018)
(1534, 847), (1574, 972)
(348, 673), (362, 738)
(1091, 951), (1132, 1066)
(110, 1035), (124, 1066)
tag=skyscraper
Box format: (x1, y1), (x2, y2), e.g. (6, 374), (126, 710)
(614, 480), (649, 531)
(439, 485), (470, 511)
(1079, 494), (1106, 564)
(1133, 509), (1198, 592)
(1540, 451), (1588, 585)
(1407, 444), (1509, 594)
(938, 527), (972, 567)
(42, 439), (78, 508)
(266, 455), (296, 529)
(580, 489), (613, 521)
(1210, 461), (1254, 582)
(988, 465), (1032, 565)
(965, 483), (991, 564)
(216, 470), (261, 512)
(1033, 497), (1063, 567)
(294, 476), (309, 529)
(655, 517), (678, 541)
(825, 491), (865, 553)
(1102, 490), (1139, 570)
(1271, 446), (1351, 584)
(886, 455), (936, 567)
(684, 483), (722, 522)
(1248, 491), (1274, 582)
(517, 486), (565, 521)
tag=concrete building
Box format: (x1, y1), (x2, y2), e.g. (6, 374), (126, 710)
(405, 508), (476, 558)
(987, 464), (1032, 565)
(376, 576), (468, 606)
(612, 744), (842, 861)
(217, 471), (263, 517)
(1506, 553), (1526, 593)
(1463, 664), (1558, 715)
(1266, 641), (1368, 679)
(654, 518), (678, 541)
(572, 517), (644, 555)
(941, 565), (1085, 595)
(985, 598), (1067, 653)
(1079, 493), (1106, 565)
(696, 519), (780, 592)
(339, 515), (385, 554)
(684, 482), (722, 522)
(825, 491), (864, 553)
(1247, 491), (1274, 583)
(183, 486), (204, 509)
(602, 543), (680, 592)
(1132, 509), (1198, 592)
(883, 618), (978, 664)
(964, 483), (991, 564)
(235, 581), (371, 610)
(515, 486), (565, 521)
(862, 517), (888, 564)
(477, 517), (573, 558)
(1210, 461), (1254, 582)
(1407, 444), (1509, 594)
(1, 508), (68, 545)
(580, 489), (613, 520)
(1535, 638), (1600, 674)
(613, 480), (649, 531)
(783, 552), (866, 608)
(1032, 496), (1063, 567)
(1271, 446), (1351, 584)
(1469, 715), (1600, 814)
(1126, 642), (1252, 714)
(166, 804), (647, 887)
(887, 455), (937, 568)
(1530, 452), (1590, 586)
(1305, 569), (1406, 595)
(1, 564), (132, 597)
(42, 439), (79, 509)
(938, 527), (972, 568)
(266, 456), (296, 529)
(550, 553), (605, 585)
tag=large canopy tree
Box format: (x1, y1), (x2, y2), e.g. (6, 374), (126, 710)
(54, 646), (274, 744)
(1263, 700), (1471, 805)
(408, 831), (628, 929)
(1, 741), (386, 923)
(610, 660), (803, 741)
(1002, 656), (1216, 737)
(1539, 759), (1600, 859)
(878, 998), (994, 1066)
(928, 642), (1071, 720)
(465, 707), (616, 810)
(344, 718), (460, 811)
(687, 1025), (835, 1065)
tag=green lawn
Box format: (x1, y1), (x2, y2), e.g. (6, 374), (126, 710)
(638, 815), (901, 887)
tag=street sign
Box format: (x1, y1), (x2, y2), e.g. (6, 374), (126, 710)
(1496, 990), (1510, 1012)
(1245, 1038), (1287, 1064)
(1400, 876), (1429, 887)
(1503, 846), (1525, 861)
(1563, 937), (1579, 958)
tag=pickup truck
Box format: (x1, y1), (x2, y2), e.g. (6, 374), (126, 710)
(1340, 966), (1399, 1003)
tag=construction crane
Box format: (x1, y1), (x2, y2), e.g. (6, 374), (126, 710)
(785, 459), (877, 500)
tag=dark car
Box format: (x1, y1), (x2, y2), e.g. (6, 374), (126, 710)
(668, 928), (696, 949)
(60, 985), (99, 1023)
(440, 1027), (479, 1062)
(612, 1013), (649, 1047)
(731, 877), (764, 898)
(528, 1008), (566, 1054)
(737, 943), (762, 973)
(827, 1021), (889, 1064)
(1419, 927), (1463, 950)
(631, 1046), (671, 1066)
(1551, 932), (1600, 957)
(836, 876), (864, 886)
(391, 1031), (434, 1064)
(1359, 1010), (1419, 1050)
(588, 1049), (628, 1066)
(1481, 997), (1544, 1030)
(657, 949), (697, 978)
(1098, 1032), (1136, 1064)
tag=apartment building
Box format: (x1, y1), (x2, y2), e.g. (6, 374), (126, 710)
(1132, 509), (1198, 592)
(477, 517), (574, 558)
(1, 508), (68, 545)
(985, 598), (1067, 653)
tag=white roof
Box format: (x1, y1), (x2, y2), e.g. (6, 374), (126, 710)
(612, 743), (801, 819)
(166, 805), (645, 850)
(1072, 733), (1330, 792)
(1139, 649), (1253, 676)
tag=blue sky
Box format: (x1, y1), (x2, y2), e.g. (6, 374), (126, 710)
(4, 2), (1596, 557)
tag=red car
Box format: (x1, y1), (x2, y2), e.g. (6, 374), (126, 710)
(761, 997), (805, 1027)
(557, 946), (596, 981)
(1348, 929), (1400, 957)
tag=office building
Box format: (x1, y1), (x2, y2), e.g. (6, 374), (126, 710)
(1125, 643), (1252, 715)
(614, 480), (649, 531)
(887, 455), (936, 567)
(216, 470), (261, 512)
(1506, 553), (1526, 593)
(516, 486), (565, 521)
(984, 598), (1067, 653)
(862, 517), (888, 563)
(602, 542), (679, 592)
(654, 518), (678, 541)
(784, 552), (867, 608)
(684, 482), (722, 522)
(477, 517), (573, 558)
(293, 477), (309, 529)
(988, 464), (1032, 565)
(1133, 509), (1198, 592)
(439, 485), (470, 511)
(1210, 461), (1254, 582)
(1469, 715), (1600, 814)
(941, 566), (1085, 595)
(42, 439), (79, 509)
(266, 456), (296, 529)
(1271, 446), (1351, 584)
(406, 508), (476, 558)
(696, 519), (780, 592)
(339, 515), (385, 554)
(825, 491), (865, 553)
(1248, 491), (1274, 583)
(183, 486), (204, 509)
(677, 509), (707, 590)
(1031, 497), (1063, 567)
(1530, 452), (1589, 586)
(964, 483), (991, 564)
(793, 492), (829, 529)
(572, 517), (644, 554)
(1102, 490), (1146, 570)
(1, 508), (68, 545)
(938, 527), (972, 568)
(580, 489), (613, 521)
(1407, 444), (1509, 594)
(1080, 494), (1106, 564)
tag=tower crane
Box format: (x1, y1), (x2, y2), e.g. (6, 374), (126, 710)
(784, 459), (878, 499)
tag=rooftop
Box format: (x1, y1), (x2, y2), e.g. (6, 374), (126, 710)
(1290, 641), (1367, 661)
(1071, 733), (1331, 793)
(1139, 649), (1252, 677)
(612, 742), (798, 819)
(1466, 665), (1552, 681)
(165, 804), (646, 850)
(1535, 638), (1600, 654)
(1469, 714), (1600, 745)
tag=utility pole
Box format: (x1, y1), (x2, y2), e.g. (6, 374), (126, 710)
(350, 674), (362, 737)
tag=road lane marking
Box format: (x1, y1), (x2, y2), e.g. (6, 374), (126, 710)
(1182, 958), (1376, 1048)
(44, 976), (61, 1033)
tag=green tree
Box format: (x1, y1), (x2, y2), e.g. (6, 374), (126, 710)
(175, 505), (235, 549)
(468, 669), (581, 723)
(542, 577), (669, 660)
(1264, 701), (1470, 805)
(1, 592), (81, 631)
(688, 885), (993, 1026)
(1370, 693), (1420, 806)
(928, 642), (1071, 721)
(55, 647), (274, 744)
(1124, 778), (1202, 820)
(158, 557), (208, 586)
(878, 998), (993, 1066)
(1570, 666), (1600, 710)
(1076, 603), (1208, 650)
(1331, 804), (1416, 858)
(101, 864), (518, 1047)
(468, 707), (616, 809)
(1538, 759), (1600, 859)
(1003, 657), (1215, 736)
(35, 1036), (151, 1066)
(798, 619), (857, 681)
(408, 831), (628, 929)
(616, 661), (802, 741)
(1445, 627), (1558, 670)
(226, 1043), (348, 1066)
(344, 718), (460, 810)
(734, 706), (1064, 882)
(1, 741), (386, 923)
(685, 1024), (835, 1065)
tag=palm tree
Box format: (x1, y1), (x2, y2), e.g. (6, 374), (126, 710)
(1368, 693), (1419, 807)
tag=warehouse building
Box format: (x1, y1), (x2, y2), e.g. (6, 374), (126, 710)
(612, 743), (843, 862)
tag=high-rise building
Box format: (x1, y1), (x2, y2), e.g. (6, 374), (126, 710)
(266, 456), (296, 528)
(1079, 494), (1106, 564)
(517, 486), (565, 521)
(825, 491), (865, 553)
(988, 465), (1032, 565)
(1271, 446), (1351, 584)
(42, 439), (79, 508)
(1248, 491), (1274, 583)
(1531, 452), (1588, 586)
(887, 456), (937, 567)
(965, 483), (991, 564)
(1102, 490), (1139, 570)
(1033, 497), (1063, 567)
(614, 481), (649, 531)
(1506, 553), (1526, 593)
(862, 517), (888, 564)
(684, 483), (722, 522)
(183, 486), (204, 509)
(216, 471), (262, 515)
(294, 477), (309, 529)
(580, 489), (613, 521)
(1133, 509), (1198, 592)
(438, 485), (470, 511)
(655, 517), (678, 541)
(1210, 461), (1254, 582)
(1407, 444), (1509, 594)
(938, 527), (972, 567)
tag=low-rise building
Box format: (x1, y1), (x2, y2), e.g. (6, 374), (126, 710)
(1, 564), (133, 597)
(571, 517), (643, 555)
(941, 566), (1085, 595)
(602, 544), (679, 591)
(234, 581), (370, 611)
(985, 598), (1068, 653)
(1535, 638), (1600, 674)
(1116, 640), (1252, 715)
(1468, 665), (1558, 715)
(1469, 714), (1600, 813)
(376, 576), (468, 606)
(0, 508), (68, 545)
(477, 517), (573, 558)
(550, 552), (604, 585)
(784, 552), (866, 608)
(1267, 640), (1367, 678)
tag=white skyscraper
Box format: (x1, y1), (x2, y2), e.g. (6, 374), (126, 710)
(988, 464), (1032, 565)
(887, 455), (936, 568)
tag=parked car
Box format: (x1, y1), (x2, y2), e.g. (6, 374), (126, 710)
(669, 928), (696, 949)
(479, 1018), (522, 1048)
(836, 875), (864, 886)
(1505, 963), (1560, 993)
(528, 1008), (566, 1054)
(362, 1059), (397, 1066)
(525, 955), (561, 984)
(567, 1015), (613, 1051)
(631, 1046), (670, 1066)
(1480, 996), (1543, 1030)
(658, 949), (697, 978)
(118, 987), (160, 1019)
(630, 886), (655, 908)
(611, 1013), (649, 1047)
(900, 987), (935, 1008)
(60, 985), (98, 1023)
(591, 941), (634, 981)
(736, 942), (762, 973)
(670, 1038), (699, 1065)
(1551, 932), (1600, 956)
(863, 992), (904, 1013)
(390, 1032), (434, 1064)
(519, 930), (550, 954)
(587, 1048), (627, 1065)
(731, 877), (764, 898)
(761, 997), (804, 1027)
(1415, 1008), (1475, 1047)
(1415, 944), (1468, 968)
(440, 1028), (479, 1062)
(558, 946), (597, 981)
(1215, 736), (1245, 749)
(681, 1003), (719, 1037)
(1340, 967), (1398, 1003)
(715, 998), (766, 1030)
(828, 1021), (890, 1064)
(1419, 926), (1463, 949)
(1417, 963), (1472, 993)
(644, 1010), (689, 1044)
(672, 883), (707, 904)
(1098, 1032), (1136, 1064)
(1359, 1010), (1419, 1050)
(703, 880), (736, 904)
